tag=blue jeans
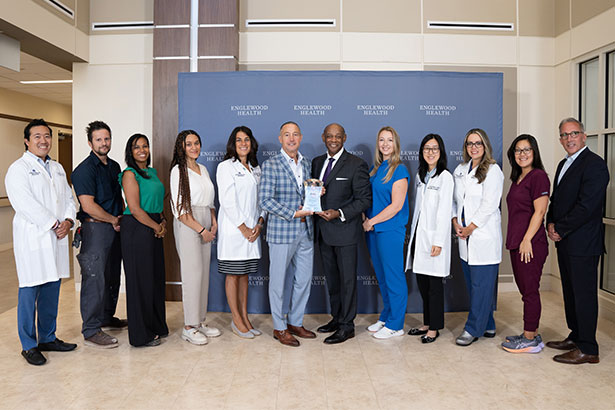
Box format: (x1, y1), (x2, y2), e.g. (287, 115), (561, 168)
(18, 280), (61, 350)
(461, 260), (497, 337)
(268, 225), (314, 331)
(366, 228), (408, 331)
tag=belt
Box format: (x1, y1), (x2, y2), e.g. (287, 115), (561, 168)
(83, 217), (105, 223)
(300, 217), (306, 223)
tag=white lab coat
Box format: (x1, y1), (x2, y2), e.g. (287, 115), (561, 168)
(5, 153), (76, 287)
(216, 159), (265, 260)
(452, 161), (504, 265)
(405, 170), (454, 277)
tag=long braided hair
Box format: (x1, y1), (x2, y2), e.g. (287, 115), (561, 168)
(170, 130), (202, 216)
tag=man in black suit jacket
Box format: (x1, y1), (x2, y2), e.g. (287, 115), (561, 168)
(546, 117), (609, 365)
(312, 123), (372, 344)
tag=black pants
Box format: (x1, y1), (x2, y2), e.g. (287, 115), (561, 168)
(411, 232), (444, 330)
(78, 221), (122, 338)
(557, 251), (600, 355)
(121, 214), (168, 346)
(318, 232), (357, 331)
(416, 274), (444, 330)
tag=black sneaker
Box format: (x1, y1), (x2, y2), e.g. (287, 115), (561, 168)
(102, 317), (128, 329)
(38, 338), (77, 352)
(22, 348), (47, 365)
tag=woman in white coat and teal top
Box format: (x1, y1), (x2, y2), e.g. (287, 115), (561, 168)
(217, 126), (265, 339)
(452, 128), (504, 346)
(405, 134), (453, 344)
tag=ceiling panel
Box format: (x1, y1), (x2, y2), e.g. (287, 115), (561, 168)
(0, 51), (72, 106)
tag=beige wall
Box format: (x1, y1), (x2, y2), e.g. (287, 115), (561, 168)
(0, 0), (89, 61)
(73, 33), (153, 171)
(0, 88), (72, 249)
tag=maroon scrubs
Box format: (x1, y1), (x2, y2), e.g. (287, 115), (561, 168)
(506, 168), (550, 332)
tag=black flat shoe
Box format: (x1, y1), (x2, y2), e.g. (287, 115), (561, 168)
(317, 320), (339, 333)
(421, 331), (440, 344)
(22, 348), (46, 365)
(483, 330), (496, 338)
(324, 328), (355, 344)
(408, 327), (428, 336)
(38, 338), (77, 352)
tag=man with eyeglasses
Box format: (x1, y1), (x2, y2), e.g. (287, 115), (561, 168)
(546, 117), (609, 364)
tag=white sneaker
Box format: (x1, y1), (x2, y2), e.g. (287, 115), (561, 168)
(373, 327), (404, 339)
(199, 324), (221, 338)
(367, 320), (386, 333)
(181, 327), (208, 345)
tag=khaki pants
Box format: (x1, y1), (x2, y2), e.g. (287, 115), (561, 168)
(173, 206), (212, 326)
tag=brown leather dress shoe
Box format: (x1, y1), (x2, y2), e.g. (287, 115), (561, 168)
(287, 324), (316, 339)
(273, 330), (300, 347)
(553, 348), (599, 365)
(546, 338), (576, 350)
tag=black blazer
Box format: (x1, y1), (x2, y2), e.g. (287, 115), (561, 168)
(312, 150), (372, 247)
(546, 147), (609, 256)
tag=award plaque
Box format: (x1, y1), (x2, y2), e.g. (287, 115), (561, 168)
(303, 178), (324, 213)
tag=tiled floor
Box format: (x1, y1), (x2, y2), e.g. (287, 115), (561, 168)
(1, 248), (614, 409)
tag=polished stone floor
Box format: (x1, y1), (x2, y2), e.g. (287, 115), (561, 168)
(1, 249), (614, 409)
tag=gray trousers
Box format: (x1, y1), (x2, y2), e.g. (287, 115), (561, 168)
(174, 206), (212, 326)
(77, 221), (122, 338)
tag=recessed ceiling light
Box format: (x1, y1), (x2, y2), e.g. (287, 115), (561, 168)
(20, 80), (72, 84)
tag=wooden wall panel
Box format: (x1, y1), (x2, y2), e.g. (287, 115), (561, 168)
(198, 59), (238, 72)
(198, 27), (238, 56)
(199, 0), (238, 24)
(154, 0), (191, 25)
(154, 28), (190, 57)
(154, 0), (238, 301)
(153, 58), (189, 301)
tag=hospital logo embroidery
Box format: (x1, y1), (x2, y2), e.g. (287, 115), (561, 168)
(29, 169), (41, 176)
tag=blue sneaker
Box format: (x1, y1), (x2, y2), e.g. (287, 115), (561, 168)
(505, 333), (524, 342)
(502, 334), (544, 353)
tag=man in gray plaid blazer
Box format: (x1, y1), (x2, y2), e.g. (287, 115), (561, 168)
(259, 121), (316, 347)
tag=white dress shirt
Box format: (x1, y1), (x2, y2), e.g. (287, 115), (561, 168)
(557, 146), (587, 185)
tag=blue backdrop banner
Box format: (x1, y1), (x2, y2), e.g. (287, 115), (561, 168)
(177, 70), (503, 315)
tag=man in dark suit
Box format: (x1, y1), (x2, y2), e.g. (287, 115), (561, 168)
(312, 123), (372, 344)
(546, 117), (609, 365)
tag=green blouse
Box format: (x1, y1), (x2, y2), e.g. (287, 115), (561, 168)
(119, 167), (164, 214)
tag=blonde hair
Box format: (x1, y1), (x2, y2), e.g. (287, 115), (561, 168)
(462, 128), (496, 184)
(370, 126), (402, 183)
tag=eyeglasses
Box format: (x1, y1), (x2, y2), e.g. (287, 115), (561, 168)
(514, 147), (532, 155)
(423, 147), (440, 154)
(559, 130), (582, 139)
(465, 141), (484, 148)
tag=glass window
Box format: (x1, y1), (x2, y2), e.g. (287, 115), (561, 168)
(608, 52), (615, 129)
(606, 134), (615, 218)
(586, 134), (598, 153)
(580, 58), (600, 132)
(602, 224), (615, 294)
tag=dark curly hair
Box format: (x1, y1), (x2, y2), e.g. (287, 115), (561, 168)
(170, 129), (202, 217)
